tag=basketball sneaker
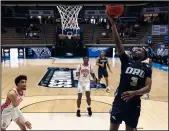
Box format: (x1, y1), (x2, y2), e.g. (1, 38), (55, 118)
(76, 109), (81, 117)
(87, 107), (92, 116)
(106, 86), (111, 93)
(145, 94), (150, 100)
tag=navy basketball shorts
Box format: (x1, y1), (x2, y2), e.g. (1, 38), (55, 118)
(98, 69), (108, 79)
(110, 106), (141, 128)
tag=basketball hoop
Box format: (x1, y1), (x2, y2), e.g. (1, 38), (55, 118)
(57, 5), (83, 36)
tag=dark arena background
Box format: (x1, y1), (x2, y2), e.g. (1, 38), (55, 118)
(1, 1), (168, 130)
(1, 1), (168, 60)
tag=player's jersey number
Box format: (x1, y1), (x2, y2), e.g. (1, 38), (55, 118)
(130, 77), (138, 87)
(83, 72), (89, 77)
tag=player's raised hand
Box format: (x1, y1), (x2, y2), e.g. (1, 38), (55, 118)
(106, 13), (115, 24)
(25, 121), (32, 129)
(121, 91), (136, 102)
(107, 10), (125, 56)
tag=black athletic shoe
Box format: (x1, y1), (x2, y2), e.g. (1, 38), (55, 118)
(87, 107), (92, 116)
(76, 109), (81, 117)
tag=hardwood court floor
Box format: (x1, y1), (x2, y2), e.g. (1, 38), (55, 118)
(1, 58), (168, 130)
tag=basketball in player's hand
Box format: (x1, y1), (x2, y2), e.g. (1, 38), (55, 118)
(105, 5), (124, 18)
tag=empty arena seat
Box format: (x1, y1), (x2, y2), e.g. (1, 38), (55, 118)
(2, 27), (41, 46)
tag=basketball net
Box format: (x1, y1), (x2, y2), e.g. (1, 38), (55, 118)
(57, 5), (82, 35)
(31, 48), (51, 58)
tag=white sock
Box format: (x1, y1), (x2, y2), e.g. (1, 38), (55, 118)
(88, 105), (91, 108)
(77, 108), (80, 110)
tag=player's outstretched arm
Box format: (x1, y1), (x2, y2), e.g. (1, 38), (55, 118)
(76, 65), (80, 79)
(16, 109), (32, 129)
(107, 14), (125, 56)
(90, 65), (96, 80)
(91, 73), (96, 81)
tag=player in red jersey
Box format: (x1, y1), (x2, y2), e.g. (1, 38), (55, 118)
(1, 75), (32, 131)
(76, 56), (96, 117)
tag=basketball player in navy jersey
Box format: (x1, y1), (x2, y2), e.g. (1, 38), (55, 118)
(96, 50), (112, 92)
(107, 15), (152, 131)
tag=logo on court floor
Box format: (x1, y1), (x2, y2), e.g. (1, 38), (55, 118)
(38, 67), (106, 88)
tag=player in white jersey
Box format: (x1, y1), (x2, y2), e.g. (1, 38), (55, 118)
(142, 58), (152, 68)
(76, 56), (96, 117)
(1, 75), (32, 131)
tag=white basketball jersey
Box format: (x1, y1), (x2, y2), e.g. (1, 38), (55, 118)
(1, 88), (25, 112)
(77, 64), (93, 82)
(142, 58), (150, 64)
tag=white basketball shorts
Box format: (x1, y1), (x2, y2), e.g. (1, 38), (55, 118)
(78, 81), (90, 93)
(1, 108), (24, 129)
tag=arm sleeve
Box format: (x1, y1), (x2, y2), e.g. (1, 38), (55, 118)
(119, 52), (129, 65)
